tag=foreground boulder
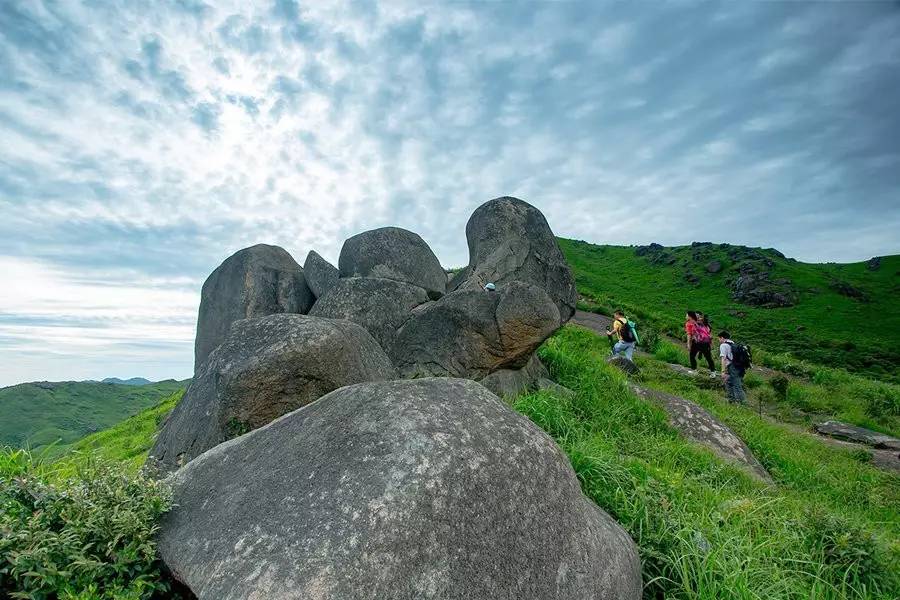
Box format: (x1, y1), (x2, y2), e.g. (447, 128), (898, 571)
(391, 282), (560, 379)
(309, 277), (430, 350)
(461, 197), (577, 323)
(478, 354), (549, 398)
(303, 250), (339, 299)
(158, 378), (642, 600)
(339, 227), (446, 299)
(194, 244), (314, 369)
(151, 314), (396, 472)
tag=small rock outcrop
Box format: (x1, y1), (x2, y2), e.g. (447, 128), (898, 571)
(608, 356), (640, 375)
(459, 197), (577, 324)
(303, 250), (339, 299)
(151, 314), (396, 472)
(815, 421), (900, 451)
(630, 384), (773, 483)
(866, 256), (882, 271)
(705, 260), (722, 274)
(730, 270), (797, 308)
(391, 282), (560, 380)
(339, 227), (446, 299)
(829, 280), (870, 302)
(309, 277), (430, 350)
(194, 244), (314, 369)
(158, 378), (642, 600)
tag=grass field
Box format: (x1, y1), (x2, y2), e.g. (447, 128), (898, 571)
(0, 379), (186, 451)
(515, 326), (899, 599)
(559, 239), (899, 381)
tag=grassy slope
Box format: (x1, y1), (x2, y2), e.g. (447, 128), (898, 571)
(0, 379), (187, 450)
(559, 239), (900, 381)
(517, 327), (899, 599)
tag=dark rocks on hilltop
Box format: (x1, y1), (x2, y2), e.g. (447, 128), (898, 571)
(635, 242), (663, 256)
(157, 378), (642, 600)
(309, 276), (430, 351)
(459, 196), (577, 324)
(691, 241), (713, 247)
(303, 250), (339, 299)
(150, 314), (396, 472)
(391, 281), (560, 380)
(339, 226), (447, 300)
(867, 256), (882, 271)
(705, 260), (723, 274)
(194, 244), (314, 369)
(830, 280), (870, 302)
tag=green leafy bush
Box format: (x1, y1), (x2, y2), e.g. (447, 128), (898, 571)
(0, 448), (176, 599)
(638, 326), (661, 353)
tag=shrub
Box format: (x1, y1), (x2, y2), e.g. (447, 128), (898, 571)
(860, 384), (900, 420)
(638, 326), (661, 353)
(770, 375), (790, 401)
(0, 448), (176, 599)
(743, 372), (764, 390)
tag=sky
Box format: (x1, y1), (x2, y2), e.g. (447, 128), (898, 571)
(1, 0), (899, 386)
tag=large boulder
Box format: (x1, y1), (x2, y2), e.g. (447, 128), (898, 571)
(309, 277), (430, 350)
(478, 353), (549, 398)
(194, 244), (314, 369)
(157, 378), (642, 600)
(391, 282), (560, 380)
(151, 314), (396, 472)
(339, 227), (446, 299)
(303, 250), (339, 299)
(461, 197), (576, 324)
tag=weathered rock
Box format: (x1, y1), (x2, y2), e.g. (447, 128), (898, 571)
(391, 282), (560, 380)
(635, 243), (663, 257)
(446, 265), (471, 292)
(684, 272), (701, 286)
(535, 377), (577, 399)
(607, 356), (640, 376)
(303, 250), (339, 299)
(705, 260), (722, 274)
(194, 244), (314, 369)
(151, 314), (396, 472)
(815, 421), (900, 451)
(309, 277), (429, 350)
(339, 227), (446, 299)
(731, 272), (797, 308)
(158, 378), (642, 600)
(867, 256), (882, 271)
(630, 384), (773, 483)
(461, 197), (576, 324)
(478, 354), (549, 398)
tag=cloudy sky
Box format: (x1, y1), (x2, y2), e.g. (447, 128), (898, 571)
(1, 1), (899, 385)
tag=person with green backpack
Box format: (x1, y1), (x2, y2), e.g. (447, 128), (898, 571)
(607, 310), (638, 361)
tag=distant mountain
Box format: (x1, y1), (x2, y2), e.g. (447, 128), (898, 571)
(0, 379), (189, 451)
(102, 377), (153, 386)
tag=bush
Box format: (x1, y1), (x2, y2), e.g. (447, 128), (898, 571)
(639, 326), (661, 353)
(0, 448), (176, 599)
(743, 372), (764, 390)
(770, 375), (790, 401)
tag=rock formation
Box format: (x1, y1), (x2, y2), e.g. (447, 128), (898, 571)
(458, 197), (577, 323)
(339, 226), (447, 300)
(303, 250), (339, 299)
(194, 244), (314, 369)
(151, 314), (396, 471)
(158, 378), (641, 600)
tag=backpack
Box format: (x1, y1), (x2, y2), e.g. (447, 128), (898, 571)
(692, 323), (711, 344)
(617, 318), (639, 344)
(729, 342), (752, 372)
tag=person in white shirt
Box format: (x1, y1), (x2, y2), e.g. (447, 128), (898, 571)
(718, 330), (747, 404)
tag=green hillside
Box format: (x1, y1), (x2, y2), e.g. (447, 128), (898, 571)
(0, 379), (187, 451)
(560, 239), (900, 381)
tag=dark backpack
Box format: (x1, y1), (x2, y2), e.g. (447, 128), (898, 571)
(729, 342), (752, 372)
(617, 318), (636, 343)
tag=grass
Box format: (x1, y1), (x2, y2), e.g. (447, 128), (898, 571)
(53, 390), (184, 475)
(0, 379), (187, 451)
(513, 326), (899, 599)
(560, 239), (900, 382)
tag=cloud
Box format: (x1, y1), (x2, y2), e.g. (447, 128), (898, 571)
(0, 0), (898, 385)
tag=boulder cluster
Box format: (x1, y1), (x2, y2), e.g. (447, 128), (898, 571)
(149, 197), (641, 599)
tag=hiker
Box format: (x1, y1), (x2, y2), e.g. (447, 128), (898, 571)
(718, 330), (748, 404)
(606, 310), (637, 361)
(685, 311), (715, 372)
